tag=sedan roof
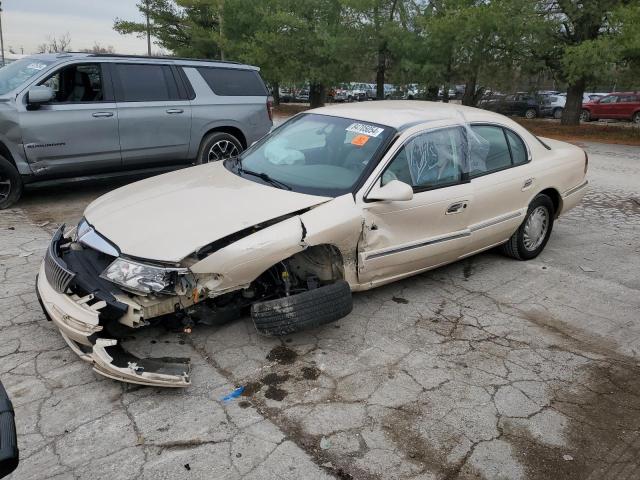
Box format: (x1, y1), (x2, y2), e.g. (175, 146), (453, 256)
(311, 100), (509, 130)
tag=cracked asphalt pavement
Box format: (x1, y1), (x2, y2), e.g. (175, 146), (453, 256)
(1, 141), (639, 480)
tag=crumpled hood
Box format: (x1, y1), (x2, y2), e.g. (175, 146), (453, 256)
(84, 162), (330, 262)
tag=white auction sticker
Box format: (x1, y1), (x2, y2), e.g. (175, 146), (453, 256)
(346, 123), (384, 138)
(27, 63), (48, 71)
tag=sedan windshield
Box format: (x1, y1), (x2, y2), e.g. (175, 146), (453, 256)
(0, 58), (54, 95)
(226, 113), (395, 196)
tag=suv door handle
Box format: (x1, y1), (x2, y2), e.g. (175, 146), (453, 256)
(166, 108), (184, 114)
(446, 201), (468, 214)
(92, 112), (113, 118)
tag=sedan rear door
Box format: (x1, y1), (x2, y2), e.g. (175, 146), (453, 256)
(111, 62), (192, 168)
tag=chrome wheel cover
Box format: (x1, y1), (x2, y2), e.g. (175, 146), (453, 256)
(523, 206), (549, 251)
(206, 140), (240, 162)
(525, 109), (536, 119)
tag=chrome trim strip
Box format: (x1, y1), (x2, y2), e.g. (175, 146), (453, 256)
(562, 180), (588, 197)
(470, 211), (523, 232)
(366, 230), (471, 260)
(44, 225), (76, 294)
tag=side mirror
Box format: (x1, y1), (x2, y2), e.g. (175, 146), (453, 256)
(367, 179), (413, 202)
(0, 382), (19, 479)
(27, 85), (54, 107)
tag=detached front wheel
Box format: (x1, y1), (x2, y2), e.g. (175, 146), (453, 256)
(501, 194), (554, 260)
(251, 280), (353, 336)
(0, 155), (23, 210)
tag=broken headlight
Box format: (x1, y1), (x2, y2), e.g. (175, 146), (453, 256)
(101, 258), (187, 295)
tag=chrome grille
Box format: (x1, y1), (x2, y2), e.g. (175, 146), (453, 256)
(44, 226), (75, 293)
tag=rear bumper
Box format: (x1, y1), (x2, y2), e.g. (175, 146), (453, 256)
(36, 227), (191, 388)
(561, 180), (588, 214)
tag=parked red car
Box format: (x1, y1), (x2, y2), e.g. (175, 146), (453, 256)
(581, 92), (640, 124)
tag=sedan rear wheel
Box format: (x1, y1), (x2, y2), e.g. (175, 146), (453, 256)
(500, 194), (554, 260)
(524, 108), (537, 119)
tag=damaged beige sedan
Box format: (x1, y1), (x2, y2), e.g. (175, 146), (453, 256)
(36, 101), (588, 387)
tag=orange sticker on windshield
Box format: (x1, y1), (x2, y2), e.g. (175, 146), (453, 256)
(351, 134), (370, 147)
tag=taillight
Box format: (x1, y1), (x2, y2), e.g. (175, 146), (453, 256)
(267, 99), (273, 122)
(584, 150), (589, 174)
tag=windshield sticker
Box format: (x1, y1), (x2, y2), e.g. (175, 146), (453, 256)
(351, 134), (370, 147)
(346, 123), (384, 138)
(27, 63), (48, 71)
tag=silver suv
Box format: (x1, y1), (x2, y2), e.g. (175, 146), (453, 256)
(0, 53), (273, 208)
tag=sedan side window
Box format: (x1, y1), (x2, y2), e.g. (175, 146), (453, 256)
(39, 63), (104, 103)
(469, 126), (511, 176)
(382, 127), (463, 190)
(505, 130), (528, 165)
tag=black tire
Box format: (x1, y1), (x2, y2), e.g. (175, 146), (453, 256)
(0, 155), (23, 210)
(251, 280), (353, 336)
(524, 108), (537, 119)
(553, 108), (563, 119)
(500, 194), (555, 261)
(196, 132), (243, 165)
(633, 112), (640, 125)
(581, 109), (591, 122)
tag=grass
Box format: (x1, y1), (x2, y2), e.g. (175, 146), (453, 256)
(514, 118), (640, 146)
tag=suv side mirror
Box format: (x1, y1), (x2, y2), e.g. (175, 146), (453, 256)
(27, 85), (54, 107)
(0, 382), (18, 479)
(367, 179), (413, 202)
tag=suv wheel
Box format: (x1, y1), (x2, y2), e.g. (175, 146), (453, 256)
(0, 155), (23, 210)
(553, 108), (563, 119)
(500, 194), (554, 260)
(633, 112), (640, 124)
(524, 108), (537, 119)
(581, 109), (591, 122)
(197, 132), (243, 165)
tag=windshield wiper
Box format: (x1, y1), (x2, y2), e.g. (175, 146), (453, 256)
(238, 167), (292, 191)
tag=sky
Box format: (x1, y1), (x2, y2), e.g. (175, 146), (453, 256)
(1, 0), (151, 55)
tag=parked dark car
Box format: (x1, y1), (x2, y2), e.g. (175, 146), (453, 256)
(581, 92), (640, 124)
(479, 93), (540, 119)
(0, 381), (18, 479)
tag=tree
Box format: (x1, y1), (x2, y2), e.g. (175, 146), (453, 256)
(36, 33), (72, 53)
(79, 43), (115, 54)
(539, 0), (636, 125)
(114, 0), (224, 58)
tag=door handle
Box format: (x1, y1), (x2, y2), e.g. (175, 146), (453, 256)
(92, 112), (113, 118)
(446, 201), (467, 214)
(166, 108), (184, 114)
(522, 178), (534, 190)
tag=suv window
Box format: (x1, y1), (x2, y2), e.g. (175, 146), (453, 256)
(619, 95), (638, 103)
(114, 64), (179, 102)
(598, 95), (618, 104)
(39, 63), (104, 103)
(382, 127), (463, 190)
(197, 67), (267, 96)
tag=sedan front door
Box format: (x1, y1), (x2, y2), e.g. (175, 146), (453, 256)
(358, 126), (473, 285)
(112, 63), (192, 168)
(18, 62), (121, 177)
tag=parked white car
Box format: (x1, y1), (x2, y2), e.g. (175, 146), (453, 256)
(36, 101), (588, 387)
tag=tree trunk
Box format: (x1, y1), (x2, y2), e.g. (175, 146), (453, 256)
(462, 77), (477, 106)
(562, 78), (586, 126)
(376, 48), (386, 100)
(309, 83), (325, 108)
(272, 81), (280, 106)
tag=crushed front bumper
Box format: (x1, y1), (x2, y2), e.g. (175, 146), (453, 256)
(36, 226), (191, 388)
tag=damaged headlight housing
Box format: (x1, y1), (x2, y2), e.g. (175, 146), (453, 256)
(101, 258), (188, 295)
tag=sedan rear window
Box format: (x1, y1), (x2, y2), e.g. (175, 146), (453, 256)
(197, 67), (267, 96)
